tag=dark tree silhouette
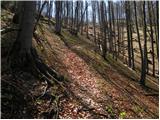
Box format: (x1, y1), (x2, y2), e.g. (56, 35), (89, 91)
(9, 1), (36, 70)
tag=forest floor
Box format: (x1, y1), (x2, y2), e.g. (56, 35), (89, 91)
(1, 9), (159, 119)
(34, 21), (159, 118)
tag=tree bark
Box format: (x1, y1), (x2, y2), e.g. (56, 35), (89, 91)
(125, 1), (132, 68)
(108, 1), (113, 55)
(148, 1), (155, 76)
(55, 1), (62, 35)
(100, 1), (107, 59)
(134, 1), (143, 77)
(85, 1), (89, 38)
(9, 1), (36, 70)
(140, 1), (147, 86)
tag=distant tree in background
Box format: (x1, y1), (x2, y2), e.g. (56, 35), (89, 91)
(55, 1), (62, 34)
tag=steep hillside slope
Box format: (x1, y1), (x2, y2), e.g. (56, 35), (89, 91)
(1, 9), (159, 119)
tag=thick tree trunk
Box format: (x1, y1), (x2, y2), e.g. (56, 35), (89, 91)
(9, 1), (36, 70)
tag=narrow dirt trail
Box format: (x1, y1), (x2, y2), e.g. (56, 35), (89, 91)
(37, 26), (158, 118)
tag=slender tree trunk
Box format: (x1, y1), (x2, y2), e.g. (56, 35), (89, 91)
(148, 1), (155, 76)
(92, 1), (97, 51)
(66, 1), (69, 29)
(85, 1), (89, 38)
(71, 1), (74, 32)
(108, 1), (113, 55)
(104, 3), (109, 54)
(48, 1), (53, 24)
(100, 1), (107, 59)
(134, 1), (143, 75)
(156, 1), (159, 60)
(116, 3), (120, 58)
(111, 2), (116, 60)
(129, 17), (135, 70)
(151, 2), (159, 61)
(80, 1), (84, 35)
(55, 1), (62, 34)
(37, 1), (41, 13)
(140, 1), (147, 86)
(125, 1), (132, 68)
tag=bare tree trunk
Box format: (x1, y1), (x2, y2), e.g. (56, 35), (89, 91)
(116, 3), (120, 58)
(148, 1), (155, 76)
(92, 1), (97, 51)
(151, 2), (159, 61)
(129, 14), (135, 70)
(140, 1), (147, 86)
(156, 1), (159, 43)
(55, 1), (62, 35)
(108, 1), (113, 55)
(66, 1), (69, 29)
(9, 1), (36, 70)
(125, 1), (132, 68)
(70, 1), (74, 32)
(80, 1), (84, 35)
(100, 1), (107, 59)
(134, 1), (143, 75)
(85, 1), (89, 38)
(37, 1), (41, 13)
(111, 2), (117, 60)
(156, 1), (159, 61)
(48, 1), (53, 24)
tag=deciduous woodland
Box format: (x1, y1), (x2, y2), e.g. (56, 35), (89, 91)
(1, 0), (159, 119)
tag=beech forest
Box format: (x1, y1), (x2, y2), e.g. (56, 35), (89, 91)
(1, 0), (159, 119)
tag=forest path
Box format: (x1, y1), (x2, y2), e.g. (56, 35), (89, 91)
(37, 25), (159, 118)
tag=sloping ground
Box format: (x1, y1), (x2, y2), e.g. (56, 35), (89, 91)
(1, 9), (159, 118)
(36, 23), (159, 119)
(1, 9), (64, 119)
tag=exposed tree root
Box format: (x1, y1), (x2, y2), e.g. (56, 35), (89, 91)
(6, 39), (68, 118)
(8, 33), (66, 88)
